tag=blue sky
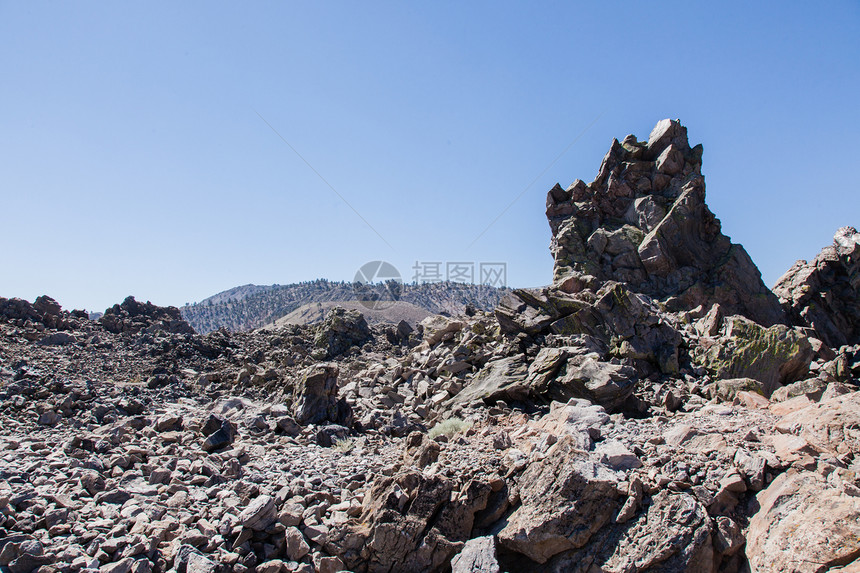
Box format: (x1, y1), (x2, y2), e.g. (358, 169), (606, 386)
(1, 2), (858, 312)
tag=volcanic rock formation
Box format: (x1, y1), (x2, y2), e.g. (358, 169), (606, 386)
(546, 118), (786, 326)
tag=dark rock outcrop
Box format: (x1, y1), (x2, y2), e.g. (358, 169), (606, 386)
(495, 282), (681, 376)
(0, 297), (41, 323)
(0, 295), (75, 330)
(312, 307), (372, 359)
(545, 118), (786, 327)
(774, 226), (860, 348)
(100, 296), (195, 335)
(292, 364), (353, 427)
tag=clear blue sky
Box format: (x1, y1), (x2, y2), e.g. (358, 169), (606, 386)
(2, 2), (858, 312)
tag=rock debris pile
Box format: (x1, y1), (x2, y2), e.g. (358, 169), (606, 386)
(1, 120), (859, 573)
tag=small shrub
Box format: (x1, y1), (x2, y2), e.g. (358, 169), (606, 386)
(427, 417), (472, 440)
(333, 438), (354, 453)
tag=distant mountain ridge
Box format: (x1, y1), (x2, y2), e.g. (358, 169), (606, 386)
(181, 280), (508, 333)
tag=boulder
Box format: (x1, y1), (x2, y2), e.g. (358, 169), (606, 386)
(451, 536), (500, 573)
(747, 469), (860, 572)
(33, 295), (61, 317)
(774, 392), (860, 456)
(292, 364), (352, 427)
(774, 226), (860, 347)
(705, 377), (764, 402)
(325, 471), (491, 573)
(698, 315), (814, 396)
(36, 332), (77, 346)
(771, 377), (828, 403)
(284, 526), (310, 561)
(454, 351), (636, 412)
(554, 357), (637, 412)
(452, 355), (530, 406)
(201, 416), (236, 453)
(239, 495), (277, 531)
(542, 490), (714, 573)
(185, 552), (217, 573)
(419, 315), (464, 346)
(495, 283), (680, 377)
(498, 435), (622, 563)
(0, 297), (41, 323)
(531, 398), (611, 450)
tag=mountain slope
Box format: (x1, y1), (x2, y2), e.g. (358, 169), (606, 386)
(181, 280), (508, 333)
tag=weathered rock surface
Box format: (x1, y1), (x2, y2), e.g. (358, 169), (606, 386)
(774, 392), (860, 456)
(775, 226), (860, 348)
(451, 536), (500, 573)
(697, 315), (814, 396)
(747, 469), (860, 572)
(292, 364), (352, 426)
(326, 471), (491, 572)
(312, 306), (372, 358)
(498, 435), (622, 563)
(495, 283), (681, 378)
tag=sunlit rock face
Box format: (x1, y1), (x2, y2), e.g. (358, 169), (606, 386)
(546, 118), (786, 327)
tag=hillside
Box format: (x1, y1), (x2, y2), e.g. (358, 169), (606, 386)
(180, 279), (508, 333)
(267, 300), (432, 328)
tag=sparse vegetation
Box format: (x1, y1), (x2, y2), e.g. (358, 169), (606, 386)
(333, 437), (355, 453)
(427, 417), (472, 440)
(180, 280), (508, 334)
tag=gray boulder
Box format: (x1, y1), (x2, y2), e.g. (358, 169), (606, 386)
(451, 536), (500, 573)
(498, 435), (622, 563)
(292, 364), (352, 426)
(325, 471), (491, 572)
(542, 490), (714, 573)
(696, 315), (814, 396)
(100, 296), (195, 334)
(747, 469), (860, 572)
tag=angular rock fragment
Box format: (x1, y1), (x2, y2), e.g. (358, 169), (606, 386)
(748, 469), (860, 572)
(312, 307), (372, 358)
(451, 536), (500, 573)
(498, 435), (622, 563)
(292, 364), (352, 426)
(240, 495), (277, 531)
(697, 315), (813, 396)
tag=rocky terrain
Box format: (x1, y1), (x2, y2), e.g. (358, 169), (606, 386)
(181, 281), (508, 334)
(1, 119), (860, 573)
(265, 302), (433, 330)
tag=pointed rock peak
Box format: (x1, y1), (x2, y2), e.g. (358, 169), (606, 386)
(646, 118), (689, 157)
(834, 225), (860, 252)
(545, 119), (786, 327)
